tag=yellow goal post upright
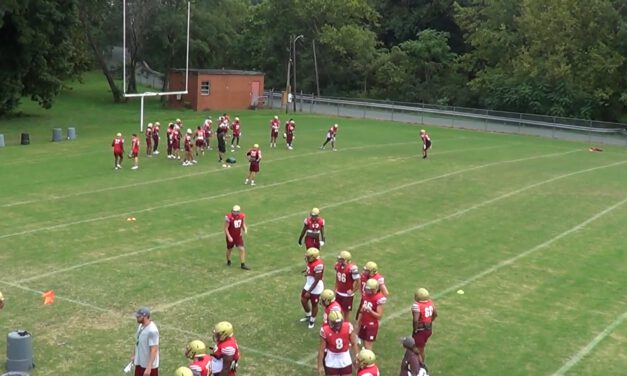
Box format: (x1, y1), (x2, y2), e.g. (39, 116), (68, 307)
(123, 0), (191, 132)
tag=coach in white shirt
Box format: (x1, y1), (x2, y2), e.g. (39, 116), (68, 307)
(131, 306), (159, 376)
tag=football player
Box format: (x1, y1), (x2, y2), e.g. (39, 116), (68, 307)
(183, 129), (196, 166)
(211, 321), (240, 376)
(301, 248), (325, 329)
(298, 208), (326, 250)
(269, 115), (280, 148)
(224, 205), (250, 270)
(130, 133), (140, 170)
(111, 132), (124, 169)
(357, 262), (389, 320)
(230, 117), (241, 150)
(244, 144), (261, 186)
(356, 349), (380, 376)
(185, 340), (212, 376)
(285, 119), (296, 150)
(356, 279), (386, 350)
(412, 288), (437, 363)
(195, 126), (207, 156)
(317, 311), (360, 376)
(420, 129), (431, 159)
(334, 251), (360, 319)
(320, 289), (342, 324)
(320, 124), (339, 151)
(145, 123), (153, 156)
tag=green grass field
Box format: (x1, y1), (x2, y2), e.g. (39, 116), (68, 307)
(1, 72), (626, 375)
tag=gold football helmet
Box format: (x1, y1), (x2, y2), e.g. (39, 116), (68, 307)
(365, 278), (379, 294)
(185, 340), (207, 359)
(357, 349), (376, 367)
(364, 261), (378, 275)
(305, 248), (320, 262)
(320, 289), (335, 306)
(415, 287), (430, 301)
(213, 321), (234, 341)
(337, 251), (352, 263)
(327, 310), (343, 330)
(174, 367), (193, 376)
(311, 207), (320, 216)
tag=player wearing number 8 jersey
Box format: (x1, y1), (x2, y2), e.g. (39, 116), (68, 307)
(412, 288), (437, 362)
(318, 311), (359, 376)
(224, 205), (250, 270)
(334, 251), (360, 318)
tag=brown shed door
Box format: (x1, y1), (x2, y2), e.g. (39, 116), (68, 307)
(251, 81), (260, 99)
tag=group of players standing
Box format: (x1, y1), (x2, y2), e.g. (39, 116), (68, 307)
(296, 208), (437, 376)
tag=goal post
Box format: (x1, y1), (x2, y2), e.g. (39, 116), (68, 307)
(123, 0), (191, 131)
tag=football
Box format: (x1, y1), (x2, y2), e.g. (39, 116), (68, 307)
(282, 133), (287, 139)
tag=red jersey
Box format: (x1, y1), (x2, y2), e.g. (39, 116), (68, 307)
(196, 129), (205, 140)
(421, 133), (431, 143)
(190, 355), (212, 376)
(327, 126), (338, 138)
(131, 136), (140, 153)
(112, 137), (124, 153)
(247, 149), (261, 162)
(412, 299), (435, 329)
(357, 364), (380, 376)
(172, 129), (181, 141)
(225, 213), (246, 237)
(334, 262), (360, 296)
(360, 272), (385, 294)
(320, 322), (353, 353)
(323, 301), (342, 323)
(306, 258), (324, 278)
(303, 216), (324, 239)
(153, 125), (160, 135)
(286, 123), (295, 135)
(231, 121), (241, 136)
(359, 292), (386, 325)
(145, 128), (153, 138)
(211, 336), (239, 376)
(270, 119), (280, 132)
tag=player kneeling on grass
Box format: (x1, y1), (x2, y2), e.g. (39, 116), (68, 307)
(211, 321), (240, 376)
(399, 336), (430, 376)
(301, 247), (325, 329)
(185, 340), (212, 376)
(356, 349), (380, 376)
(244, 144), (261, 186)
(317, 311), (360, 376)
(356, 279), (386, 350)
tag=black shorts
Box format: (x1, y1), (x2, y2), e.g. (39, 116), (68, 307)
(218, 138), (226, 153)
(424, 140), (432, 150)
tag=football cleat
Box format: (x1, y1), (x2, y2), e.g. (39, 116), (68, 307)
(185, 340), (207, 359)
(365, 278), (379, 294)
(357, 349), (376, 367)
(320, 289), (335, 306)
(175, 367), (193, 376)
(305, 248), (320, 262)
(213, 321), (234, 341)
(327, 310), (343, 330)
(415, 287), (430, 301)
(364, 261), (378, 275)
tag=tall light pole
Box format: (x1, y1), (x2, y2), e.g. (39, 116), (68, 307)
(292, 34), (304, 112)
(285, 35), (293, 114)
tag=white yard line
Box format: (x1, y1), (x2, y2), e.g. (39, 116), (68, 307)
(0, 279), (315, 370)
(13, 149), (578, 284)
(552, 308), (627, 375)
(0, 143), (512, 240)
(0, 140), (428, 208)
(298, 194), (627, 364)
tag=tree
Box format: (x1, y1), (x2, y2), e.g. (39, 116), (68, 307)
(0, 0), (88, 115)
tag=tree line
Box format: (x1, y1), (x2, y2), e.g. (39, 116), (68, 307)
(1, 0), (625, 122)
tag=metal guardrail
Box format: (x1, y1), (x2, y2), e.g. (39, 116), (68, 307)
(264, 91), (627, 146)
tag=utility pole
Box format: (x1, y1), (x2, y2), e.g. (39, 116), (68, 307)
(312, 39), (320, 97)
(285, 35), (292, 114)
(292, 34), (304, 113)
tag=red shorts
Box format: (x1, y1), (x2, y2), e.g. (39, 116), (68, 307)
(287, 133), (294, 143)
(324, 364), (352, 375)
(335, 295), (354, 312)
(301, 289), (320, 304)
(233, 132), (240, 137)
(271, 130), (279, 138)
(226, 235), (244, 249)
(145, 138), (152, 146)
(131, 150), (139, 157)
(196, 139), (206, 147)
(358, 322), (379, 342)
(249, 162), (259, 172)
(185, 144), (191, 152)
(135, 366), (158, 376)
(413, 329), (432, 347)
(305, 237), (320, 249)
(173, 140), (180, 149)
(114, 151), (123, 158)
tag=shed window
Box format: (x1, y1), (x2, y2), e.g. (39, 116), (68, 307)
(200, 81), (211, 96)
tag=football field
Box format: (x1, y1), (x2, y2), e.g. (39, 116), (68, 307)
(1, 76), (627, 375)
